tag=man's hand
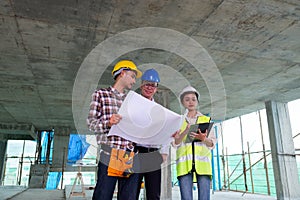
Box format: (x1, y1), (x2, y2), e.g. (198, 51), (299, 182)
(172, 130), (181, 139)
(108, 114), (122, 127)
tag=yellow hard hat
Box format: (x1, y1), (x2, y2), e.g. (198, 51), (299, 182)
(111, 60), (142, 79)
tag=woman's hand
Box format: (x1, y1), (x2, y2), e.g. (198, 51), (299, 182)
(190, 129), (207, 141)
(173, 124), (191, 145)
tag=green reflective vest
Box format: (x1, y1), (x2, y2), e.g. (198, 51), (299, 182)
(176, 115), (212, 177)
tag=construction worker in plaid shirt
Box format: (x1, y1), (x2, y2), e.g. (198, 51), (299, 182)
(87, 60), (142, 200)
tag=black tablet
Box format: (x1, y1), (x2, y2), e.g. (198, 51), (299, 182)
(185, 122), (214, 143)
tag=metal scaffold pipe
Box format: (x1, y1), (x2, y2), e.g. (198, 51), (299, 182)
(239, 116), (248, 192)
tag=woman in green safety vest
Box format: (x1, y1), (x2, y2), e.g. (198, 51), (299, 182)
(173, 86), (217, 200)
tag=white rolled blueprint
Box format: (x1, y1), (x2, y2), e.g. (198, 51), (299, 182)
(108, 91), (184, 145)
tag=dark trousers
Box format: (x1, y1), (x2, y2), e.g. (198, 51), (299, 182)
(92, 151), (139, 200)
(136, 168), (161, 200)
(134, 147), (163, 200)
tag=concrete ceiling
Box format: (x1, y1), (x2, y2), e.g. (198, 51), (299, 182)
(0, 0), (299, 139)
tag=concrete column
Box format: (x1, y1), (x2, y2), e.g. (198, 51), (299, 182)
(265, 101), (300, 200)
(0, 140), (7, 185)
(161, 149), (172, 200)
(156, 89), (172, 199)
(51, 127), (70, 169)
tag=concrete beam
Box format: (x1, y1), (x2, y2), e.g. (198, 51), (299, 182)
(0, 123), (36, 140)
(265, 101), (300, 200)
(0, 133), (34, 141)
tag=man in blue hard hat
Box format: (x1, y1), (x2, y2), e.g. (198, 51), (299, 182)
(135, 68), (169, 200)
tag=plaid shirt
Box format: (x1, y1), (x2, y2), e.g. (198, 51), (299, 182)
(87, 86), (135, 150)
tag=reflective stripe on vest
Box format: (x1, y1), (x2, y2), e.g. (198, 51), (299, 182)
(177, 154), (210, 163)
(176, 158), (212, 177)
(176, 115), (212, 177)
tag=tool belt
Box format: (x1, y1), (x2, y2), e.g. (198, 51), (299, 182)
(135, 146), (159, 153)
(101, 144), (136, 178)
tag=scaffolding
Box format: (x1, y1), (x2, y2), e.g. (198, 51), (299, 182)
(215, 110), (300, 197)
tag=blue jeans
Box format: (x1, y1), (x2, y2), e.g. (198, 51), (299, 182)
(178, 173), (211, 200)
(92, 151), (139, 200)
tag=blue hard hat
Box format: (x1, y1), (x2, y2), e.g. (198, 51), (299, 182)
(141, 69), (160, 83)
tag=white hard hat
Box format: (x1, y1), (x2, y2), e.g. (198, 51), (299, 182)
(179, 86), (200, 102)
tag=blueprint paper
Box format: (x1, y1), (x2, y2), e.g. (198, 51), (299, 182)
(108, 91), (183, 145)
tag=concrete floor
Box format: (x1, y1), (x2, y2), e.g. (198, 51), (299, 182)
(0, 186), (65, 200)
(1, 186), (276, 200)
